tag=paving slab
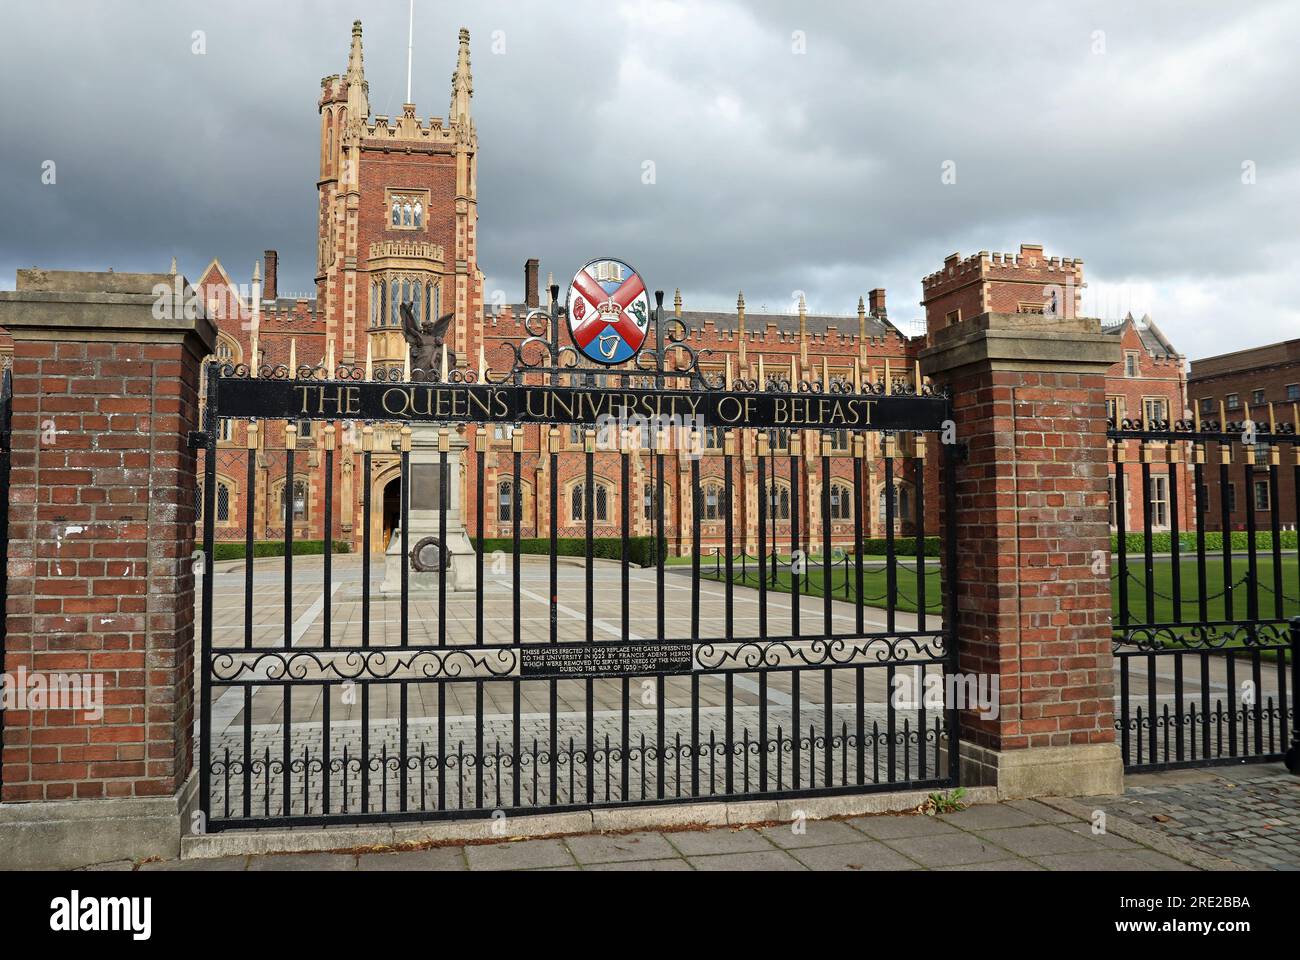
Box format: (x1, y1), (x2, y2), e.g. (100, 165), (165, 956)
(1055, 819), (1141, 849)
(465, 837), (576, 871)
(846, 813), (962, 840)
(1122, 849), (1202, 871)
(663, 826), (775, 856)
(970, 824), (1102, 857)
(758, 818), (866, 849)
(1001, 798), (1080, 824)
(788, 840), (919, 871)
(687, 849), (807, 871)
(584, 857), (693, 871)
(564, 831), (679, 864)
(932, 858), (1046, 871)
(938, 804), (1043, 830)
(1029, 849), (1169, 871)
(881, 832), (1012, 867)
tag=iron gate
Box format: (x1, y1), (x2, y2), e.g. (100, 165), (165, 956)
(196, 297), (959, 830)
(1108, 413), (1298, 771)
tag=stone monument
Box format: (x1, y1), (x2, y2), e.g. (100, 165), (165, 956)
(381, 303), (476, 593)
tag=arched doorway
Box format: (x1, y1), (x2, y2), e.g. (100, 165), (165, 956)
(382, 475), (402, 549)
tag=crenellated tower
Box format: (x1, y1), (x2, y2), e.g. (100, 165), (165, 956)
(316, 22), (482, 374)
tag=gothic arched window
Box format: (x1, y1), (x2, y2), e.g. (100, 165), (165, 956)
(769, 480), (791, 520)
(281, 478), (309, 524)
(390, 279), (400, 326)
(498, 480), (514, 524)
(879, 484), (910, 525)
(402, 202), (412, 226)
(829, 482), (853, 521)
(391, 200), (401, 226)
(570, 481), (610, 523)
(197, 478), (234, 524)
(413, 200), (423, 228)
(643, 482), (672, 524)
(701, 481), (724, 521)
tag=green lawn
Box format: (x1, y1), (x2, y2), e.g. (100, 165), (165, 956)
(699, 554), (1300, 632)
(1114, 555), (1299, 627)
(700, 559), (942, 615)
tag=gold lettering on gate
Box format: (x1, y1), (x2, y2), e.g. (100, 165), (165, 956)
(382, 388), (410, 417)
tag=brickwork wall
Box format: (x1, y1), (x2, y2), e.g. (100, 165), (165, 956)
(943, 365), (1116, 751)
(2, 333), (203, 801)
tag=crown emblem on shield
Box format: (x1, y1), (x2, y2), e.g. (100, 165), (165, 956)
(565, 258), (651, 367)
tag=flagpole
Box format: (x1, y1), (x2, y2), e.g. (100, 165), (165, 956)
(406, 0), (414, 104)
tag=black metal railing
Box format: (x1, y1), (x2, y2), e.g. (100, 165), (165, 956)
(196, 328), (960, 830)
(1109, 415), (1299, 772)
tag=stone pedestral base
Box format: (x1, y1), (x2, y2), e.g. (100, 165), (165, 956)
(380, 424), (478, 594)
(957, 743), (1123, 800)
(0, 773), (197, 869)
(380, 523), (477, 593)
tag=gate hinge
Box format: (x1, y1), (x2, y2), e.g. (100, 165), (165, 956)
(187, 430), (209, 450)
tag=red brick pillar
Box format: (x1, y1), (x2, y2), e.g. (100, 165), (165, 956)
(0, 269), (214, 867)
(921, 313), (1124, 798)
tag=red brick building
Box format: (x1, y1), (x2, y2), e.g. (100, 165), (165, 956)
(193, 22), (1191, 558)
(1189, 338), (1300, 530)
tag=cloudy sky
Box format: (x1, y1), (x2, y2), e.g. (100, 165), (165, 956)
(2, 0), (1297, 361)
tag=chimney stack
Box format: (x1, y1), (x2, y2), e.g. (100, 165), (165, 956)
(868, 288), (887, 318)
(524, 257), (539, 308)
(263, 250), (278, 301)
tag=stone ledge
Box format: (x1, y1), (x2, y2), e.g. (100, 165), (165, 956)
(920, 312), (1120, 378)
(0, 269), (215, 354)
(179, 787), (998, 860)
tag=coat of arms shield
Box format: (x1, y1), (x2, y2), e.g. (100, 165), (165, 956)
(565, 258), (651, 366)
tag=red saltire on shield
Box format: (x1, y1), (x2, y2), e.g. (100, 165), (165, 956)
(569, 269), (647, 350)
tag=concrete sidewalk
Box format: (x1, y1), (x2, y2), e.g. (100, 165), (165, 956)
(108, 795), (1242, 872)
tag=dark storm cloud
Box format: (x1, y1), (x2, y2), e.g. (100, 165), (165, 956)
(1, 0), (1297, 359)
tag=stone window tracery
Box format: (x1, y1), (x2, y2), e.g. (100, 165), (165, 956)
(386, 189), (430, 232)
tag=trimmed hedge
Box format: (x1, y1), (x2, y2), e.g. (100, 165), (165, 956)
(1111, 531), (1298, 553)
(480, 536), (666, 568)
(213, 539), (352, 562)
(855, 536), (941, 558)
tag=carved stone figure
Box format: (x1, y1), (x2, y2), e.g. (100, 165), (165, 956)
(400, 301), (456, 374)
